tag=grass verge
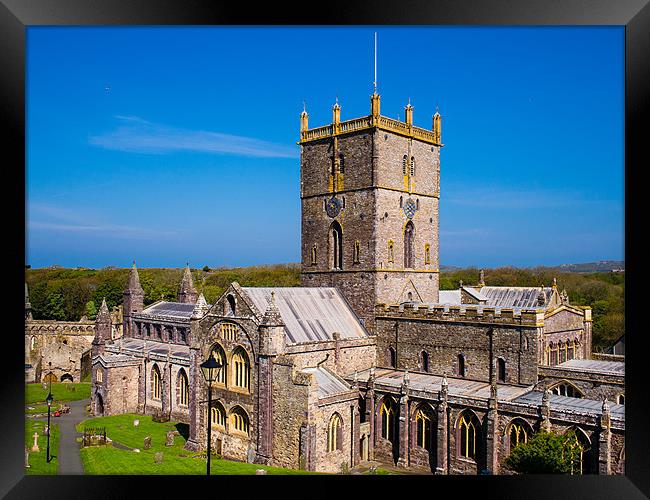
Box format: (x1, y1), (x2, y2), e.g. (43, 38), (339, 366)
(26, 382), (91, 405)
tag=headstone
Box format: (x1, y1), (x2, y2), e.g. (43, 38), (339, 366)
(31, 433), (40, 452)
(133, 448), (140, 453)
(255, 469), (267, 475)
(143, 436), (152, 450)
(133, 419), (140, 427)
(154, 452), (163, 464)
(44, 425), (49, 436)
(25, 448), (30, 468)
(165, 430), (175, 447)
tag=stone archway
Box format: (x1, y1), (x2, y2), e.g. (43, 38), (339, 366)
(95, 392), (104, 416)
(43, 372), (57, 383)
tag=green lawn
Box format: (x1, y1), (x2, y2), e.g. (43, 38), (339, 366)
(76, 414), (319, 475)
(25, 404), (50, 415)
(26, 382), (91, 405)
(25, 420), (59, 475)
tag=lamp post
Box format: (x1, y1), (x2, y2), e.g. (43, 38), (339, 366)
(200, 352), (222, 476)
(45, 391), (53, 463)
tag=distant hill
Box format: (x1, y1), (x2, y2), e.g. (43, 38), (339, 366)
(440, 261), (624, 273)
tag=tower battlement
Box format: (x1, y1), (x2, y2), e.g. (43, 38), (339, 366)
(375, 302), (546, 327)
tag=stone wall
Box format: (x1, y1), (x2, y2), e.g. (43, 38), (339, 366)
(309, 395), (358, 473)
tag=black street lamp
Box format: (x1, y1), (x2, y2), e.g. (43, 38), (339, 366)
(45, 391), (53, 463)
(200, 352), (222, 476)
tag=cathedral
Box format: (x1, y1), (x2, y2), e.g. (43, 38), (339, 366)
(90, 90), (625, 474)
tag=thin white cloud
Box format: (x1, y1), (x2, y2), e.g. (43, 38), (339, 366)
(89, 116), (298, 158)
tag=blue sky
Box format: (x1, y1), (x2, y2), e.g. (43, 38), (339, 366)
(26, 26), (624, 269)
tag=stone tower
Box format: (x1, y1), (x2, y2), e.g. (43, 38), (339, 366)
(299, 92), (442, 331)
(123, 261), (144, 337)
(92, 297), (112, 357)
(177, 264), (199, 304)
(25, 282), (33, 321)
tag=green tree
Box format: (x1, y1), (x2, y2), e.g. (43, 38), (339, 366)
(202, 265), (211, 272)
(503, 430), (581, 474)
(84, 300), (98, 320)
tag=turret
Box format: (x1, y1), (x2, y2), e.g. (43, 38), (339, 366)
(300, 103), (309, 133)
(123, 261), (144, 337)
(332, 98), (341, 126)
(404, 100), (413, 126)
(178, 264), (198, 304)
(191, 293), (209, 319)
(92, 297), (112, 356)
(258, 291), (286, 356)
(433, 109), (442, 144)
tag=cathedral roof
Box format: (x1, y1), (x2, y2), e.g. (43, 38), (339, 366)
(241, 287), (368, 344)
(301, 366), (352, 398)
(139, 301), (195, 320)
(512, 391), (625, 420)
(555, 359), (624, 376)
(434, 286), (556, 309)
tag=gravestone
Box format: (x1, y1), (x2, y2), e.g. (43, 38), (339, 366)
(143, 436), (152, 450)
(133, 419), (140, 427)
(255, 469), (267, 475)
(165, 430), (175, 447)
(154, 452), (163, 464)
(133, 448), (140, 453)
(25, 448), (30, 468)
(31, 433), (40, 452)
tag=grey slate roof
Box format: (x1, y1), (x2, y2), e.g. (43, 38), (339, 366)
(108, 337), (190, 360)
(513, 391), (625, 419)
(438, 290), (461, 305)
(140, 301), (195, 319)
(301, 367), (351, 398)
(241, 287), (368, 344)
(556, 359), (625, 375)
(478, 286), (553, 308)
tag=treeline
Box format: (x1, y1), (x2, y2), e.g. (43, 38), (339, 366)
(26, 264), (623, 350)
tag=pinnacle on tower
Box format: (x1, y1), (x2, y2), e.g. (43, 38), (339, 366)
(127, 261), (144, 294)
(191, 292), (209, 319)
(178, 264), (199, 304)
(97, 297), (111, 322)
(261, 291), (284, 327)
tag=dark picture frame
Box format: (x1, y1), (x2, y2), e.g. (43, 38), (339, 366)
(2, 0), (648, 498)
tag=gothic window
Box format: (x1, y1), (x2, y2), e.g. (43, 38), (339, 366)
(551, 382), (583, 398)
(226, 294), (236, 316)
(400, 196), (403, 207)
(230, 406), (250, 436)
(457, 412), (479, 460)
(567, 428), (592, 475)
(407, 292), (413, 301)
(232, 348), (250, 391)
(380, 399), (396, 442)
(311, 245), (317, 265)
(415, 405), (434, 451)
(179, 328), (187, 343)
(549, 343), (558, 366)
(497, 358), (506, 383)
(421, 351), (430, 373)
(353, 240), (361, 264)
(559, 341), (567, 364)
(156, 325), (162, 341)
(508, 419), (530, 454)
(410, 156), (415, 176)
(402, 155), (408, 175)
(404, 221), (415, 268)
(211, 344), (227, 385)
(358, 397), (367, 423)
(617, 394), (625, 405)
(567, 340), (575, 360)
(96, 368), (103, 383)
(458, 354), (466, 377)
(145, 324), (151, 337)
(30, 337), (36, 350)
(424, 243), (431, 265)
(220, 323), (237, 342)
(388, 346), (397, 368)
(330, 221), (343, 270)
(327, 413), (343, 452)
(388, 240), (395, 263)
(210, 402), (226, 428)
(178, 369), (189, 407)
(151, 364), (161, 401)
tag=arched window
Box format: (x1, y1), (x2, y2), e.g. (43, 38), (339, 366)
(567, 428), (592, 475)
(151, 364), (161, 401)
(388, 240), (395, 263)
(415, 405), (434, 451)
(327, 413), (343, 452)
(424, 244), (431, 265)
(330, 221), (343, 270)
(226, 294), (236, 316)
(220, 323), (237, 341)
(559, 341), (567, 364)
(617, 394), (625, 405)
(96, 368), (103, 383)
(549, 342), (558, 366)
(211, 344), (227, 385)
(421, 351), (430, 373)
(497, 358), (506, 383)
(388, 346), (397, 368)
(457, 412), (479, 460)
(61, 373), (73, 382)
(407, 292), (413, 301)
(311, 245), (317, 265)
(567, 339), (575, 360)
(508, 419), (530, 453)
(380, 399), (396, 442)
(402, 155), (408, 175)
(156, 325), (162, 341)
(353, 240), (361, 264)
(399, 196), (403, 207)
(232, 348), (250, 390)
(178, 369), (189, 407)
(179, 328), (187, 343)
(210, 402), (226, 428)
(551, 382), (583, 398)
(410, 156), (415, 176)
(230, 407), (250, 436)
(458, 354), (466, 377)
(404, 221), (415, 268)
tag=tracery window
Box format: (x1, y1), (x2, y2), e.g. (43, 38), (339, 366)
(230, 407), (250, 436)
(232, 348), (250, 391)
(551, 382), (582, 398)
(327, 413), (343, 452)
(568, 429), (592, 475)
(380, 399), (396, 442)
(415, 406), (434, 451)
(508, 420), (529, 453)
(151, 364), (161, 401)
(330, 221), (343, 270)
(353, 240), (361, 264)
(178, 369), (189, 407)
(210, 402), (226, 428)
(458, 412), (478, 460)
(220, 323), (237, 342)
(211, 344), (227, 385)
(404, 221), (415, 269)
